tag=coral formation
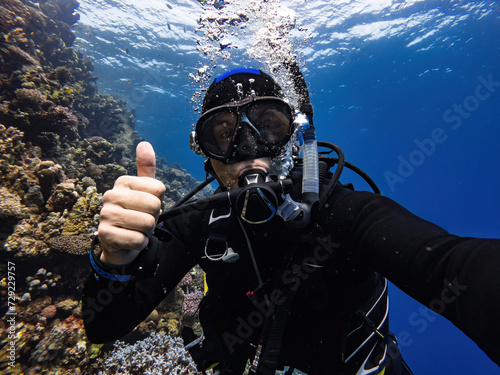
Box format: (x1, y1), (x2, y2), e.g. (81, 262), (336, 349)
(46, 233), (91, 255)
(45, 182), (79, 212)
(40, 304), (57, 319)
(0, 0), (211, 373)
(183, 291), (204, 317)
(35, 161), (65, 200)
(23, 185), (45, 212)
(4, 220), (51, 257)
(55, 299), (79, 316)
(99, 332), (199, 375)
(31, 325), (69, 364)
(0, 186), (29, 231)
(25, 268), (62, 296)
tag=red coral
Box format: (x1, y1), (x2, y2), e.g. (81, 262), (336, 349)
(85, 163), (103, 180)
(182, 291), (203, 317)
(40, 304), (57, 319)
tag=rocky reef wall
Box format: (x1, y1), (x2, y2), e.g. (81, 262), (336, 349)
(0, 1), (205, 373)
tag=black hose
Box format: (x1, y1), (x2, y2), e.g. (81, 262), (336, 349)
(318, 141), (345, 207)
(171, 176), (215, 209)
(318, 160), (329, 190)
(157, 179), (288, 223)
(344, 161), (381, 194)
(158, 190), (230, 223)
(317, 141), (381, 197)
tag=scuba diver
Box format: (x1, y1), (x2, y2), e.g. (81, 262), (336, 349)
(83, 67), (500, 375)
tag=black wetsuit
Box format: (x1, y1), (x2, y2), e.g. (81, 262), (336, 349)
(82, 185), (500, 374)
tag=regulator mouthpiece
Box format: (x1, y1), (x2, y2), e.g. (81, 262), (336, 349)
(238, 169), (267, 187)
(236, 169), (279, 224)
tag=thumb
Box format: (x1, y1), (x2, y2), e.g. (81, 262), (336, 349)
(136, 141), (156, 178)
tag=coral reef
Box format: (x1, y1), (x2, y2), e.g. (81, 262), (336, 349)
(31, 325), (69, 363)
(183, 291), (204, 318)
(1, 0), (139, 178)
(0, 1), (211, 373)
(40, 304), (57, 319)
(99, 332), (199, 375)
(25, 268), (62, 296)
(0, 187), (29, 232)
(47, 233), (92, 255)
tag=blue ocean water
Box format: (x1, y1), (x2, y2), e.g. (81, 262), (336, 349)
(74, 0), (500, 374)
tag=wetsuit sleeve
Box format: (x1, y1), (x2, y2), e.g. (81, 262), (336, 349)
(82, 234), (198, 343)
(325, 188), (500, 365)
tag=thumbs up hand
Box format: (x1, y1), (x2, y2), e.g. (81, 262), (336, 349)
(97, 142), (166, 265)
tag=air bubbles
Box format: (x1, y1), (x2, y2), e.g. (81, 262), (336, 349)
(189, 65), (211, 83)
(190, 0), (311, 113)
(236, 83), (244, 99)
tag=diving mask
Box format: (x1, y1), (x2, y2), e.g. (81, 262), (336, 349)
(192, 97), (294, 164)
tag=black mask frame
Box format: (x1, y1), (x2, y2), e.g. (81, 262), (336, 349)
(194, 96), (295, 165)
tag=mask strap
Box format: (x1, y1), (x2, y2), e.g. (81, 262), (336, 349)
(204, 159), (228, 189)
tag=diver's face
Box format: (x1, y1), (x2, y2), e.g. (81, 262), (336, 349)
(211, 157), (271, 189)
(210, 111), (237, 155)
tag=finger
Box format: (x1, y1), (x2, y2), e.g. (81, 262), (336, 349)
(112, 176), (166, 200)
(103, 188), (162, 217)
(100, 204), (158, 235)
(98, 223), (149, 253)
(136, 141), (156, 178)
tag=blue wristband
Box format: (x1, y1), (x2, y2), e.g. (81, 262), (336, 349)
(89, 233), (132, 282)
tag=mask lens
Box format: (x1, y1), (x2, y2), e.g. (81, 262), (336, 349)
(196, 98), (294, 162)
(246, 101), (292, 145)
(198, 110), (238, 157)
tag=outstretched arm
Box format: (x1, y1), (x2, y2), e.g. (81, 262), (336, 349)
(326, 188), (500, 365)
